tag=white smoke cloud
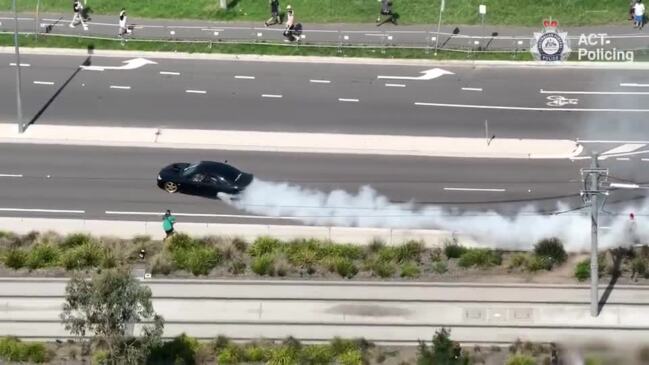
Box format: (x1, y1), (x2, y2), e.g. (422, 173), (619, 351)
(226, 179), (644, 251)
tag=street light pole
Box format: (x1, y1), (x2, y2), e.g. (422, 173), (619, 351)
(12, 0), (25, 133)
(434, 0), (445, 55)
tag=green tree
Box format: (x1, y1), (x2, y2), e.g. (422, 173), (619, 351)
(417, 328), (468, 365)
(60, 268), (164, 364)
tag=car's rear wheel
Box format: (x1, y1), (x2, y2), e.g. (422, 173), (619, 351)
(163, 181), (178, 193)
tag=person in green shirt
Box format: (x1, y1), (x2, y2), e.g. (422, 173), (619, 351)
(162, 210), (176, 240)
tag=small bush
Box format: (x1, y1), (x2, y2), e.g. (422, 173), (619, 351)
(575, 260), (590, 282)
(92, 350), (108, 365)
(61, 233), (92, 248)
(394, 241), (425, 263)
(338, 349), (364, 365)
(231, 237), (248, 252)
(371, 260), (396, 278)
(526, 255), (553, 272)
(376, 247), (396, 263)
(301, 345), (335, 364)
(229, 260), (246, 275)
(25, 244), (60, 270)
(4, 249), (27, 269)
(508, 253), (530, 270)
(432, 261), (448, 274)
(151, 253), (174, 275)
(61, 242), (104, 270)
(334, 257), (358, 279)
(174, 246), (222, 276)
(251, 254), (276, 276)
(429, 247), (443, 262)
(244, 345), (269, 362)
(458, 249), (501, 268)
(444, 243), (467, 259)
(506, 354), (537, 365)
(330, 337), (356, 356)
(217, 345), (243, 364)
(167, 233), (195, 252)
(249, 236), (281, 257)
(267, 345), (299, 365)
(632, 257), (648, 278)
(534, 238), (567, 267)
(368, 238), (386, 253)
(0, 337), (47, 363)
(400, 262), (421, 278)
(319, 243), (364, 260)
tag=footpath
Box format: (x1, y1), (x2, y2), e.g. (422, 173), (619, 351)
(1, 12), (648, 52)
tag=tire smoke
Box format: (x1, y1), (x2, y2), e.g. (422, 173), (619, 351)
(227, 179), (642, 251)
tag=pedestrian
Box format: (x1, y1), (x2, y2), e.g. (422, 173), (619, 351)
(118, 8), (128, 38)
(265, 0), (281, 27)
(162, 210), (176, 240)
(631, 0), (638, 21)
(634, 0), (645, 29)
(70, 0), (88, 30)
(283, 5), (299, 41)
(376, 0), (397, 26)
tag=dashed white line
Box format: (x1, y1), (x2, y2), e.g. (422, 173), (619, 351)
(642, 158), (649, 161)
(444, 187), (506, 192)
(33, 81), (54, 85)
(620, 83), (649, 87)
(0, 174), (22, 177)
(186, 90), (207, 94)
(385, 83), (406, 88)
(235, 75), (256, 80)
(310, 79), (331, 84)
(261, 94), (283, 98)
(338, 98), (359, 103)
(462, 87), (483, 92)
(0, 208), (85, 214)
(616, 157), (631, 161)
(110, 85), (131, 90)
(105, 211), (293, 220)
(159, 71), (180, 76)
(540, 89), (649, 95)
(414, 102), (649, 112)
(9, 63), (30, 67)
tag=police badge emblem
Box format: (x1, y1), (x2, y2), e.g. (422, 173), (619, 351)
(530, 20), (571, 62)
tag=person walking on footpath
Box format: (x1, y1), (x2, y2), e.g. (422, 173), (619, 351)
(118, 8), (129, 39)
(265, 0), (281, 27)
(70, 0), (88, 30)
(162, 210), (176, 240)
(377, 0), (397, 26)
(283, 5), (301, 41)
(634, 0), (646, 29)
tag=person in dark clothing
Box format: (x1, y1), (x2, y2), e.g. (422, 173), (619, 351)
(265, 0), (281, 26)
(377, 0), (397, 26)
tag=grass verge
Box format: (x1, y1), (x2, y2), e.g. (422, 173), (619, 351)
(2, 0), (627, 26)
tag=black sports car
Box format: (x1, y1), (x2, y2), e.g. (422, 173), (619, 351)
(157, 161), (254, 198)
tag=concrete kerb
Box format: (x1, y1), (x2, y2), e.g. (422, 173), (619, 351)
(1, 47), (648, 69)
(0, 217), (483, 248)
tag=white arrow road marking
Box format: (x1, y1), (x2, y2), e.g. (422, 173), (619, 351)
(378, 68), (454, 81)
(601, 143), (646, 155)
(80, 58), (157, 71)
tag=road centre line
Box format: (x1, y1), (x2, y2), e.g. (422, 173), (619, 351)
(414, 102), (649, 112)
(235, 75), (256, 79)
(262, 94), (283, 98)
(0, 208), (85, 214)
(159, 71), (180, 75)
(33, 81), (54, 85)
(462, 87), (483, 92)
(444, 187), (506, 192)
(186, 89), (207, 94)
(105, 211), (294, 220)
(9, 63), (30, 67)
(110, 85), (131, 90)
(620, 83), (649, 87)
(616, 157), (631, 161)
(0, 174), (22, 177)
(310, 79), (331, 84)
(642, 158), (649, 161)
(540, 89), (649, 95)
(385, 83), (406, 88)
(338, 98), (359, 103)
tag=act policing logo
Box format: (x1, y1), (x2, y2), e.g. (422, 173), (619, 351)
(530, 20), (571, 62)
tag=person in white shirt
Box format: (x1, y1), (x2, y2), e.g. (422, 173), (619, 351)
(69, 0), (88, 30)
(118, 8), (128, 38)
(284, 5), (297, 41)
(634, 0), (645, 29)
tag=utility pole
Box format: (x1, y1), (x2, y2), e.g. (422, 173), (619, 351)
(12, 0), (25, 133)
(580, 154), (608, 317)
(434, 0), (445, 55)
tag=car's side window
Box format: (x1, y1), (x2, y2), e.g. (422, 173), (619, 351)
(192, 173), (205, 183)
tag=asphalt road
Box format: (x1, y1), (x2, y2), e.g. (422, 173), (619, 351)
(0, 144), (645, 224)
(2, 53), (649, 140)
(2, 279), (649, 344)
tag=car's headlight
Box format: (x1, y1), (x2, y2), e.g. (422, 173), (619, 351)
(157, 175), (162, 180)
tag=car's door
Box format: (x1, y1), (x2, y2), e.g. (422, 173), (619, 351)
(181, 173), (206, 195)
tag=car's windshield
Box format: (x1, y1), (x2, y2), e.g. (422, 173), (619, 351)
(182, 163), (199, 176)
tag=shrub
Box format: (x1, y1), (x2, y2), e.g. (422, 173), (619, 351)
(4, 249), (27, 269)
(286, 241), (319, 269)
(330, 337), (356, 356)
(217, 345), (243, 364)
(319, 243), (364, 260)
(92, 350), (108, 365)
(526, 255), (553, 272)
(444, 243), (467, 259)
(151, 253), (174, 275)
(301, 345), (335, 364)
(632, 257), (648, 278)
(429, 247), (443, 262)
(61, 233), (92, 248)
(213, 335), (231, 353)
(533, 238), (567, 267)
(395, 241), (425, 263)
(338, 349), (364, 365)
(229, 260), (247, 275)
(400, 262), (421, 278)
(575, 260), (590, 282)
(167, 233), (195, 252)
(249, 236), (281, 257)
(432, 261), (448, 274)
(506, 354), (537, 365)
(371, 260), (396, 278)
(267, 345), (299, 365)
(368, 238), (386, 253)
(334, 257), (358, 279)
(376, 247), (397, 263)
(458, 249), (501, 268)
(231, 237), (248, 252)
(61, 242), (104, 270)
(244, 345), (269, 362)
(174, 246), (222, 276)
(0, 337), (47, 363)
(508, 253), (530, 270)
(25, 244), (60, 270)
(149, 333), (199, 365)
(251, 254), (276, 276)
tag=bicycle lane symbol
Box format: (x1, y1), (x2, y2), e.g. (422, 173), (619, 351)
(546, 95), (579, 107)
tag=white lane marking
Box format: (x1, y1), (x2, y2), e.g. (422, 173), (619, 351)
(620, 83), (649, 87)
(616, 157), (631, 161)
(580, 140), (649, 143)
(235, 75), (256, 79)
(186, 89), (207, 94)
(385, 83), (406, 88)
(310, 79), (331, 84)
(9, 63), (30, 67)
(601, 143), (646, 155)
(110, 85), (131, 90)
(414, 102), (649, 112)
(462, 87), (483, 92)
(261, 94), (283, 98)
(610, 183), (639, 189)
(643, 158), (649, 161)
(105, 211), (294, 220)
(444, 187), (506, 192)
(338, 98), (359, 103)
(540, 89), (649, 95)
(33, 81), (54, 85)
(0, 174), (22, 177)
(160, 71), (180, 75)
(0, 208), (85, 214)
